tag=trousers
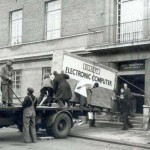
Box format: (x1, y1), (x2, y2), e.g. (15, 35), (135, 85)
(1, 83), (13, 104)
(122, 112), (132, 129)
(23, 110), (36, 143)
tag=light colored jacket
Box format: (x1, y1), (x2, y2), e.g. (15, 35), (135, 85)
(41, 78), (53, 89)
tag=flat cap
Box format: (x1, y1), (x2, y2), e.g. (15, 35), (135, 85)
(27, 87), (34, 93)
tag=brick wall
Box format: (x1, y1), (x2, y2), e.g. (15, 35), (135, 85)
(0, 0), (105, 47)
(0, 0), (48, 47)
(61, 0), (105, 36)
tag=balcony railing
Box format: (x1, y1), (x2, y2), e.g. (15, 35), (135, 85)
(88, 18), (150, 48)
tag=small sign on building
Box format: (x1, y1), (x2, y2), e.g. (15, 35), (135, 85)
(119, 61), (145, 71)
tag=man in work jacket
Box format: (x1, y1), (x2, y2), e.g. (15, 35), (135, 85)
(0, 59), (15, 106)
(22, 87), (37, 143)
(38, 74), (54, 106)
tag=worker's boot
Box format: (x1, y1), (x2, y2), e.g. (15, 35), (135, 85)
(2, 101), (7, 107)
(89, 119), (92, 127)
(91, 119), (96, 127)
(89, 119), (96, 127)
(121, 124), (128, 130)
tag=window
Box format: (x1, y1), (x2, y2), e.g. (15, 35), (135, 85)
(117, 0), (144, 42)
(10, 10), (22, 45)
(13, 70), (22, 97)
(42, 67), (51, 80)
(46, 0), (61, 40)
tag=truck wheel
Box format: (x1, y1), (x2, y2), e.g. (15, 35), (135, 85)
(47, 113), (72, 138)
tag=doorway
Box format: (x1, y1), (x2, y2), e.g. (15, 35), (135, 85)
(118, 75), (145, 114)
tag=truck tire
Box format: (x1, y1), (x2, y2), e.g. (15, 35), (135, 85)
(47, 113), (72, 138)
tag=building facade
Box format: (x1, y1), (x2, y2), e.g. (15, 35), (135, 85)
(0, 0), (149, 113)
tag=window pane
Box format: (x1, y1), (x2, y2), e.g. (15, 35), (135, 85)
(11, 10), (22, 45)
(18, 10), (22, 19)
(17, 37), (22, 44)
(47, 31), (52, 40)
(55, 0), (61, 10)
(42, 67), (51, 79)
(46, 1), (61, 40)
(18, 20), (22, 37)
(13, 70), (22, 97)
(47, 12), (54, 30)
(11, 38), (17, 45)
(54, 10), (61, 29)
(12, 11), (18, 20)
(12, 21), (18, 37)
(117, 0), (143, 42)
(47, 1), (55, 11)
(54, 30), (60, 39)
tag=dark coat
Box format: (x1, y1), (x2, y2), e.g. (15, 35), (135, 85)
(22, 95), (37, 110)
(119, 92), (130, 114)
(124, 87), (131, 105)
(53, 73), (72, 101)
(1, 64), (14, 84)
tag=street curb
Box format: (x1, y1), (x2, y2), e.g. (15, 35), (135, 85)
(69, 133), (150, 149)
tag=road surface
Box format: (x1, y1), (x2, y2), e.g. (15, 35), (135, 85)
(0, 128), (147, 150)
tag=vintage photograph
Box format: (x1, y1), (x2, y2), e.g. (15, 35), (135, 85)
(0, 0), (149, 150)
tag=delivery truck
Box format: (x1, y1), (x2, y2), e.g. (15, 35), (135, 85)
(0, 51), (117, 138)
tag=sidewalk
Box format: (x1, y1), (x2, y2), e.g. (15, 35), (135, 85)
(70, 124), (150, 149)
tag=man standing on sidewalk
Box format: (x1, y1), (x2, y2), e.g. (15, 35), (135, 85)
(22, 87), (37, 143)
(0, 59), (15, 106)
(124, 83), (134, 117)
(119, 88), (133, 130)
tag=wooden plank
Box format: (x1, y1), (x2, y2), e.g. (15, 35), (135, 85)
(38, 136), (54, 140)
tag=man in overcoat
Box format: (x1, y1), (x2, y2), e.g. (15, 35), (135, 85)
(53, 71), (72, 107)
(1, 59), (15, 106)
(119, 88), (133, 130)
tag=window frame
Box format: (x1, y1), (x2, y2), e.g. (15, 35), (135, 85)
(13, 69), (22, 98)
(45, 0), (62, 40)
(42, 67), (51, 80)
(9, 9), (23, 46)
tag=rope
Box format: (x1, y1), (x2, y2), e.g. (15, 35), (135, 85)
(118, 75), (145, 93)
(3, 80), (23, 104)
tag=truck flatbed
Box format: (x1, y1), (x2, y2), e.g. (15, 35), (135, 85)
(0, 105), (100, 112)
(0, 104), (102, 139)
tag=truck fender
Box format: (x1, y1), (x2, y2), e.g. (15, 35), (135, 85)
(46, 110), (73, 127)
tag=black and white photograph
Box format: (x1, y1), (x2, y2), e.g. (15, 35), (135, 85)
(0, 0), (149, 149)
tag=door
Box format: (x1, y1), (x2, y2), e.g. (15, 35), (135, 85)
(118, 75), (145, 113)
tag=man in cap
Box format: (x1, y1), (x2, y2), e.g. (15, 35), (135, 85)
(22, 87), (37, 143)
(0, 59), (15, 106)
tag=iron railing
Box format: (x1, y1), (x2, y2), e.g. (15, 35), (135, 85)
(88, 18), (150, 48)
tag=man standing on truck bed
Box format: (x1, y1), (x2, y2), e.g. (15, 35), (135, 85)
(0, 59), (15, 107)
(53, 71), (72, 107)
(22, 87), (37, 143)
(38, 74), (54, 106)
